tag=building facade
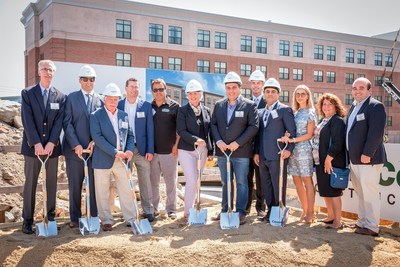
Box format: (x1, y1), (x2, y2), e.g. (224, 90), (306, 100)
(21, 0), (400, 141)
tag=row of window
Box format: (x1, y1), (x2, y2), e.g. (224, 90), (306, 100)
(115, 20), (394, 67)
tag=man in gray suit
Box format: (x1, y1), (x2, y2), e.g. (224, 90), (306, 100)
(63, 65), (103, 228)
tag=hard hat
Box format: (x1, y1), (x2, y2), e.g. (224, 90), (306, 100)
(249, 70), (265, 82)
(79, 65), (97, 77)
(185, 79), (203, 93)
(103, 83), (122, 97)
(224, 71), (242, 85)
(264, 78), (281, 92)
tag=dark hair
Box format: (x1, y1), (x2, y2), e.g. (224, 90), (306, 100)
(316, 93), (347, 118)
(151, 78), (167, 90)
(125, 78), (138, 87)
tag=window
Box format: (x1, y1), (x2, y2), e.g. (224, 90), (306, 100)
(241, 88), (252, 99)
(327, 46), (336, 61)
(215, 61), (227, 74)
(240, 64), (251, 76)
(327, 71), (336, 83)
(116, 53), (131, 67)
(345, 73), (354, 84)
(374, 52), (382, 66)
(314, 45), (324, 60)
(280, 90), (289, 103)
(256, 65), (267, 76)
(148, 56), (163, 69)
(168, 26), (182, 44)
(357, 74), (366, 78)
(293, 68), (303, 80)
(149, 23), (163, 42)
(345, 94), (353, 105)
(215, 32), (227, 49)
(385, 54), (393, 67)
(374, 76), (383, 86)
(116, 19), (131, 39)
(279, 67), (289, 80)
(313, 92), (323, 103)
(256, 37), (267, 54)
(314, 70), (323, 82)
(387, 116), (392, 126)
(279, 40), (290, 56)
(241, 35), (252, 52)
(198, 30), (210, 47)
(346, 48), (354, 63)
(40, 20), (44, 39)
(385, 95), (392, 107)
(375, 95), (382, 102)
(197, 60), (210, 73)
(357, 50), (366, 64)
(168, 57), (181, 70)
(293, 42), (303, 57)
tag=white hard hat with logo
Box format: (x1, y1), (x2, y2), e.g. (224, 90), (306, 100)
(224, 71), (242, 85)
(79, 65), (97, 77)
(264, 78), (281, 92)
(103, 83), (122, 97)
(249, 70), (265, 82)
(185, 79), (204, 93)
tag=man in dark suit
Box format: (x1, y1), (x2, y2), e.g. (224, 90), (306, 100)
(62, 65), (103, 228)
(254, 78), (296, 223)
(211, 71), (259, 225)
(246, 70), (267, 216)
(20, 59), (66, 234)
(346, 77), (387, 237)
(117, 78), (156, 222)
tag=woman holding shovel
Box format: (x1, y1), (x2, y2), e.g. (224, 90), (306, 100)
(177, 80), (214, 220)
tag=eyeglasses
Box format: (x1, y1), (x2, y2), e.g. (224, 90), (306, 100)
(295, 92), (308, 97)
(40, 67), (54, 73)
(152, 88), (165, 93)
(80, 77), (96, 82)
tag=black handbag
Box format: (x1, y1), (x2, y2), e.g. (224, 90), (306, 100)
(330, 167), (349, 189)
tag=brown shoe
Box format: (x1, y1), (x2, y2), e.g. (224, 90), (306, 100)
(355, 228), (378, 237)
(68, 221), (79, 229)
(211, 213), (221, 221)
(239, 214), (246, 225)
(348, 224), (363, 229)
(102, 224), (112, 232)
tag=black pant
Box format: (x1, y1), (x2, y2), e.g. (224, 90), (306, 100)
(246, 158), (266, 213)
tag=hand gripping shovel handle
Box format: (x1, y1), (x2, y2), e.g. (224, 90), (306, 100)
(221, 150), (233, 212)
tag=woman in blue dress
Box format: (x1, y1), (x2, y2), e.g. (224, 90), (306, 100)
(282, 85), (316, 223)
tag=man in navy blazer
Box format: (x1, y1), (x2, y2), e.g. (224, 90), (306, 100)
(90, 83), (136, 231)
(254, 78), (296, 223)
(20, 60), (66, 234)
(211, 71), (259, 225)
(117, 77), (156, 222)
(346, 77), (387, 237)
(62, 65), (103, 228)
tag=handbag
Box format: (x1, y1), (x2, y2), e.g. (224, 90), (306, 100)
(330, 167), (349, 189)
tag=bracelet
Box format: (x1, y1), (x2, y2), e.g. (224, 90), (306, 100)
(292, 138), (296, 143)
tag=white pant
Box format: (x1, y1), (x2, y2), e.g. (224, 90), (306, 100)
(178, 147), (207, 216)
(350, 163), (383, 233)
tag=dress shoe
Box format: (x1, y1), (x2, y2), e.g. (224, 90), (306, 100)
(102, 224), (112, 232)
(239, 214), (246, 225)
(211, 213), (221, 221)
(257, 215), (270, 223)
(348, 224), (363, 229)
(257, 210), (266, 217)
(22, 222), (34, 235)
(168, 212), (177, 220)
(145, 214), (156, 222)
(68, 221), (79, 229)
(355, 228), (379, 237)
(317, 219), (334, 224)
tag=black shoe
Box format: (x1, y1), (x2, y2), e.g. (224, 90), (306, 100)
(168, 212), (177, 219)
(22, 222), (34, 235)
(239, 214), (246, 225)
(145, 214), (156, 222)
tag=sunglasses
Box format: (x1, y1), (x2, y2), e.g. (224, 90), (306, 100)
(152, 88), (165, 93)
(80, 77), (96, 82)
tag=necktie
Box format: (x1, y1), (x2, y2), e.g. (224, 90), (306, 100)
(86, 94), (93, 114)
(263, 110), (269, 127)
(43, 89), (48, 107)
(254, 97), (259, 107)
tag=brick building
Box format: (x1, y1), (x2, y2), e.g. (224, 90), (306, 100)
(21, 0), (400, 141)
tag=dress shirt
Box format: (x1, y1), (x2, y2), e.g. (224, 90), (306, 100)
(105, 108), (121, 150)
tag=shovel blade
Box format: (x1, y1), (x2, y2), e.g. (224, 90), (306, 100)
(220, 211), (240, 229)
(131, 218), (153, 235)
(79, 217), (100, 235)
(269, 206), (289, 227)
(188, 208), (207, 225)
(36, 221), (58, 237)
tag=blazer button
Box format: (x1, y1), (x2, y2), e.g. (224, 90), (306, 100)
(44, 123), (47, 126)
(226, 127), (229, 130)
(42, 134), (46, 137)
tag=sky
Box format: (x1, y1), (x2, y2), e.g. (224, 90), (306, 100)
(0, 0), (399, 96)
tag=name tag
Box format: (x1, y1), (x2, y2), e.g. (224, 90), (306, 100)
(50, 103), (59, 110)
(137, 111), (145, 118)
(235, 111), (244, 118)
(271, 110), (278, 119)
(162, 108), (170, 113)
(121, 121), (128, 129)
(356, 113), (365, 121)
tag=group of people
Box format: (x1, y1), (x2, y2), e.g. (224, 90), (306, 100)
(20, 60), (386, 238)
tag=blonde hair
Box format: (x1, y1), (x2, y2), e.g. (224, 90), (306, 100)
(292, 84), (314, 111)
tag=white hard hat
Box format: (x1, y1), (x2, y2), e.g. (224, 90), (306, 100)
(103, 83), (122, 97)
(264, 78), (281, 92)
(224, 71), (242, 85)
(249, 70), (265, 82)
(185, 79), (203, 93)
(79, 65), (96, 77)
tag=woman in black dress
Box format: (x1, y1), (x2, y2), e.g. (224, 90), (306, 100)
(311, 93), (347, 229)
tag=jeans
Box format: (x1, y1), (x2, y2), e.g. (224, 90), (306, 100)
(217, 156), (249, 215)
